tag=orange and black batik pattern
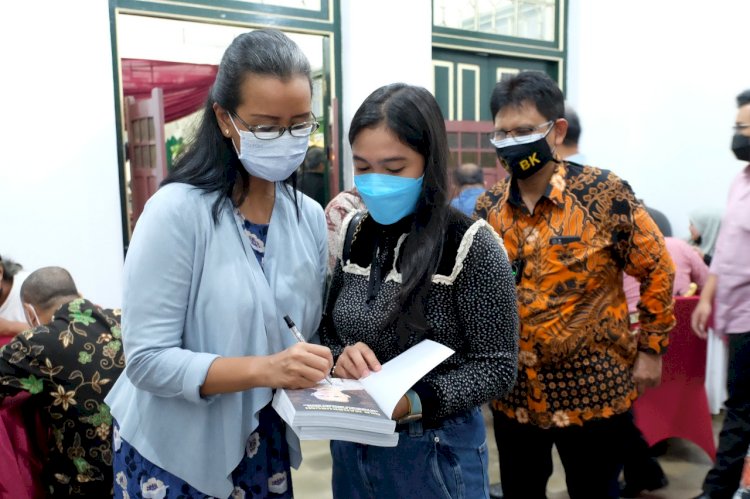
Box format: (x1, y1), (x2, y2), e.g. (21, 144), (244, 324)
(475, 162), (675, 428)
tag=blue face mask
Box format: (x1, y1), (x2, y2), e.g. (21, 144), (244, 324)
(354, 173), (424, 225)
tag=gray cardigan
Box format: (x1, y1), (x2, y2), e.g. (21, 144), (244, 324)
(105, 182), (327, 497)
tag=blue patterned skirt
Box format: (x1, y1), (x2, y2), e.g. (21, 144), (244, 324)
(112, 404), (292, 499)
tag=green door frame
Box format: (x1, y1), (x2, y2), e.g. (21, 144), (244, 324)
(108, 0), (343, 253)
(432, 0), (568, 92)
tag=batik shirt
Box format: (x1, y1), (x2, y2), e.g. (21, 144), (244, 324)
(0, 298), (125, 496)
(475, 162), (675, 429)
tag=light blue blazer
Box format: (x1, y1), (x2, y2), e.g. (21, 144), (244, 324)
(105, 182), (327, 497)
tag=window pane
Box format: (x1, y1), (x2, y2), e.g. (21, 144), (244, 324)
(234, 0), (321, 10)
(481, 151), (498, 168)
(448, 132), (459, 149)
(450, 150), (460, 168)
(433, 0), (556, 42)
(134, 119), (143, 142)
(461, 151), (479, 166)
(460, 133), (478, 148)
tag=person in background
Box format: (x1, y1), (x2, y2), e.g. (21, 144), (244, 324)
(104, 29), (332, 499)
(623, 204), (707, 311)
(324, 187), (365, 274)
(450, 162), (486, 216)
(0, 267), (125, 496)
(555, 108), (673, 497)
(321, 83), (519, 498)
(0, 254), (30, 345)
(691, 89), (750, 499)
(689, 208), (723, 266)
(620, 205), (707, 497)
(298, 145), (327, 207)
(475, 71), (675, 499)
(556, 103), (586, 164)
(645, 205), (673, 240)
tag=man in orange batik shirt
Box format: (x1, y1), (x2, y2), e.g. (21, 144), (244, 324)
(474, 71), (675, 499)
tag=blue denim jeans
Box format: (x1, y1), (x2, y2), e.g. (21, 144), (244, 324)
(331, 406), (489, 499)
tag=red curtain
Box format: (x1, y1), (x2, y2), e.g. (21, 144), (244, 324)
(121, 58), (218, 123)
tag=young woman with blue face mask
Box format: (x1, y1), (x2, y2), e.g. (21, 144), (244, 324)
(105, 30), (333, 499)
(320, 83), (520, 498)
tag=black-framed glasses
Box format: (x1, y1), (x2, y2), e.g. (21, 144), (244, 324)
(734, 123), (750, 133)
(489, 120), (554, 146)
(233, 113), (320, 140)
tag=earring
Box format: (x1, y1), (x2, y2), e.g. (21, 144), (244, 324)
(225, 129), (230, 135)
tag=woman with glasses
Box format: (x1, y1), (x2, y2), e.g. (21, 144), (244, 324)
(320, 83), (519, 498)
(105, 29), (332, 499)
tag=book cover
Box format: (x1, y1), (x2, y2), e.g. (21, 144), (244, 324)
(273, 339), (455, 446)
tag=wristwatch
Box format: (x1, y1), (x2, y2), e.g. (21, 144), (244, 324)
(397, 389), (422, 425)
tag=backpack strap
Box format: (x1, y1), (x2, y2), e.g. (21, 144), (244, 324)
(322, 210), (365, 336)
(342, 211), (365, 265)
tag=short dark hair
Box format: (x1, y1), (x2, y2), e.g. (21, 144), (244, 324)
(563, 104), (581, 146)
(645, 206), (673, 238)
(490, 71), (564, 121)
(0, 255), (23, 282)
(303, 146), (326, 171)
(454, 163), (484, 186)
(737, 89), (750, 108)
(20, 267), (79, 311)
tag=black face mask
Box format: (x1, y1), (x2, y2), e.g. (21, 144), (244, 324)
(496, 136), (556, 180)
(732, 133), (750, 162)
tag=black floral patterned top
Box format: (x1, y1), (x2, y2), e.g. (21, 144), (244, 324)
(0, 298), (125, 497)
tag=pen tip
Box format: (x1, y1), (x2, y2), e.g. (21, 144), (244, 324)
(283, 315), (294, 327)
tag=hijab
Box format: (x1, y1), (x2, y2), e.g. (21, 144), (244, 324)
(689, 208), (723, 257)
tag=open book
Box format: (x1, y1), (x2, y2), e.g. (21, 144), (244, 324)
(272, 339), (454, 447)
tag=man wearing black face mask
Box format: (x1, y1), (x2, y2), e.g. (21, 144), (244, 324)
(474, 71), (676, 499)
(690, 90), (750, 499)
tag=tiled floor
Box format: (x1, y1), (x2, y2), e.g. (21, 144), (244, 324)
(290, 406), (720, 498)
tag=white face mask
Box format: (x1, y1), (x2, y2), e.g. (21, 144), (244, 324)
(24, 304), (42, 328)
(228, 115), (309, 182)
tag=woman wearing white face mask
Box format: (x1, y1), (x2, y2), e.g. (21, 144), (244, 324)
(105, 29), (332, 499)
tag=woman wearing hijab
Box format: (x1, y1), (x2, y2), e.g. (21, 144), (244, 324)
(689, 209), (723, 266)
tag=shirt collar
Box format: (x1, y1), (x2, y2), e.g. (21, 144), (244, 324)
(504, 162), (567, 209)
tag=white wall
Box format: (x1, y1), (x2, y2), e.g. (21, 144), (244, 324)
(0, 1), (124, 307)
(4, 0), (740, 309)
(340, 0), (434, 188)
(566, 0), (750, 238)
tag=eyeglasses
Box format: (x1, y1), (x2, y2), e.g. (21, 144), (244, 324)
(734, 123), (750, 132)
(233, 113), (320, 140)
(489, 120), (554, 147)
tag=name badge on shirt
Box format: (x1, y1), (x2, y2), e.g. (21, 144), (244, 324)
(549, 236), (581, 245)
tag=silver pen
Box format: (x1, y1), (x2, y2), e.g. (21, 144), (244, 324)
(283, 315), (333, 385)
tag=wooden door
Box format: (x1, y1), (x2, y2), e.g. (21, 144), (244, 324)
(126, 87), (167, 231)
(445, 120), (505, 194)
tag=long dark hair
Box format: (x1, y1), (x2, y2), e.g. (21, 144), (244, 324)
(349, 83), (451, 336)
(163, 29), (312, 221)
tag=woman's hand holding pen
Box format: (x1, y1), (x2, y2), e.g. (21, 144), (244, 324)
(266, 343), (333, 389)
(334, 342), (382, 379)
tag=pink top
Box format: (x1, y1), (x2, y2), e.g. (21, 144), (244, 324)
(710, 165), (750, 334)
(624, 237), (709, 313)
